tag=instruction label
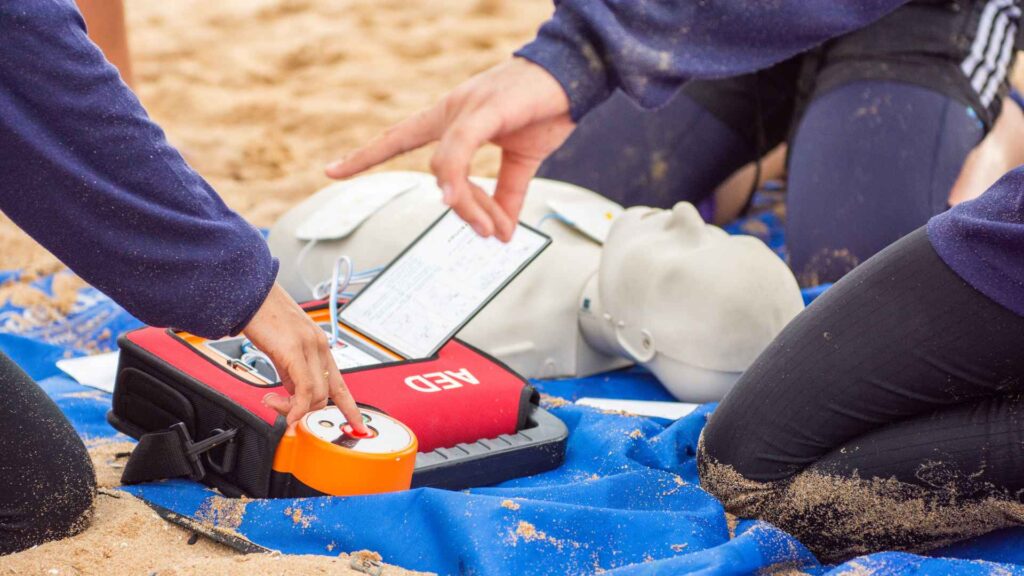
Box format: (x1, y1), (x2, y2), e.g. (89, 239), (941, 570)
(340, 211), (549, 359)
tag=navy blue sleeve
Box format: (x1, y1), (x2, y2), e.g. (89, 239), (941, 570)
(928, 167), (1024, 318)
(515, 0), (908, 121)
(0, 1), (276, 339)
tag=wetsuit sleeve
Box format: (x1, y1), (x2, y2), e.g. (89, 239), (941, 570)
(515, 0), (909, 121)
(0, 1), (276, 339)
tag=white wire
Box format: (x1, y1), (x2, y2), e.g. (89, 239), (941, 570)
(536, 212), (573, 229)
(293, 239), (385, 346)
(312, 274), (376, 301)
(239, 242), (390, 379)
(327, 255), (353, 347)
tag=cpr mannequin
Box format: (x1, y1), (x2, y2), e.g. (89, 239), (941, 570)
(269, 172), (804, 402)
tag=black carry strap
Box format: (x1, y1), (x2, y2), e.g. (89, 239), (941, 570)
(121, 422), (238, 485)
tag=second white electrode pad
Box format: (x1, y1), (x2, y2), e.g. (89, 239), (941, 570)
(340, 211), (550, 359)
(546, 196), (623, 244)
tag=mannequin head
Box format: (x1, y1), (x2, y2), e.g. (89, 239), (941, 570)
(579, 202), (803, 401)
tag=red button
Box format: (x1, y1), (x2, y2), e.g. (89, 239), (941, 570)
(343, 423), (375, 438)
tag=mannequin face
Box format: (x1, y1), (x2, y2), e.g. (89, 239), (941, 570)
(598, 202), (801, 374)
(602, 202), (725, 277)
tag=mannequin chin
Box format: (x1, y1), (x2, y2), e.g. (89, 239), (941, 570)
(644, 356), (740, 404)
(578, 274), (741, 402)
(269, 172), (805, 403)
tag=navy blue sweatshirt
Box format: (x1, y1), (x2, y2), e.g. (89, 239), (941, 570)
(0, 1), (277, 338)
(516, 0), (1024, 317)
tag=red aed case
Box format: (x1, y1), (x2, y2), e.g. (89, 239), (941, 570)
(109, 211), (567, 497)
(109, 301), (568, 498)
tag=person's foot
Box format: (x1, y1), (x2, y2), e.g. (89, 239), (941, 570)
(948, 95), (1024, 205)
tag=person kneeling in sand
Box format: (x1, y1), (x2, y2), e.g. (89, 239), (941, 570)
(696, 175), (1024, 560)
(270, 172), (804, 402)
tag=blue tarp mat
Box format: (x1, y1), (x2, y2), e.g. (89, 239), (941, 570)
(6, 212), (1024, 574)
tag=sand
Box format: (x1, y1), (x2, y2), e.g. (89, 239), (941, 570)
(2, 490), (430, 576)
(697, 435), (1024, 564)
(3, 439), (433, 574)
(2, 0), (550, 571)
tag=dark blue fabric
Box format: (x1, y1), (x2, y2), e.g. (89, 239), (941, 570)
(0, 0), (276, 338)
(539, 76), (986, 286)
(537, 90), (751, 210)
(929, 167), (1024, 317)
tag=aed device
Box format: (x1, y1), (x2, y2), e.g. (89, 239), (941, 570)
(108, 211), (569, 498)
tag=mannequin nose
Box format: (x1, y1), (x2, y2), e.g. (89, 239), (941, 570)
(668, 202), (702, 229)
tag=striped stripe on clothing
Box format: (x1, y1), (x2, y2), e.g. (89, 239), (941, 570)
(961, 0), (1022, 107)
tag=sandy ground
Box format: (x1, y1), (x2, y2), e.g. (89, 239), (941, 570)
(3, 0), (549, 572)
(4, 440), (432, 575)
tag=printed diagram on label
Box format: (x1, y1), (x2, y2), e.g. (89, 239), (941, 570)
(340, 211), (549, 360)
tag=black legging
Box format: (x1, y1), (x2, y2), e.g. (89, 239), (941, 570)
(0, 353), (95, 554)
(538, 80), (984, 287)
(698, 227), (1024, 562)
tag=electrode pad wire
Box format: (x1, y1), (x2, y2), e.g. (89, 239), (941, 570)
(238, 242), (381, 377)
(536, 212), (573, 229)
(239, 340), (279, 381)
(310, 270), (378, 301)
(296, 239), (381, 301)
(326, 255), (353, 347)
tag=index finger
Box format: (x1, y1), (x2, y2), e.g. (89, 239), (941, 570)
(326, 106), (443, 179)
(327, 369), (367, 435)
(317, 340), (367, 434)
(492, 151), (540, 241)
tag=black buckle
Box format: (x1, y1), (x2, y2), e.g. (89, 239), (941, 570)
(170, 423), (238, 481)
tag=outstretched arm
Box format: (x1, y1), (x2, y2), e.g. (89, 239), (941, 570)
(327, 0), (907, 240)
(0, 1), (268, 338)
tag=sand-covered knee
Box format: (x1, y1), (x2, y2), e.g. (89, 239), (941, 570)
(697, 433), (781, 517)
(699, 444), (1024, 564)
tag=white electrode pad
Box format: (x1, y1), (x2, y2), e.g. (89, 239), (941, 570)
(340, 211), (550, 359)
(295, 172), (422, 241)
(546, 196), (623, 244)
(328, 338), (386, 370)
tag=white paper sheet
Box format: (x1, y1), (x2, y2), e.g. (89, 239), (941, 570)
(575, 397), (700, 420)
(341, 211), (549, 359)
(56, 351), (120, 393)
